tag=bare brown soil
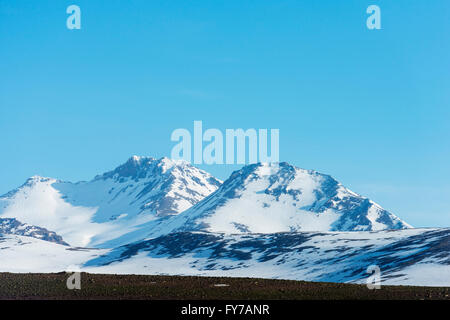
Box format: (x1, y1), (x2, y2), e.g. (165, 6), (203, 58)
(0, 272), (448, 300)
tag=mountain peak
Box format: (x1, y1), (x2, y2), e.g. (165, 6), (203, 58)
(156, 161), (410, 235)
(0, 155), (223, 247)
(97, 156), (159, 180)
(98, 156), (195, 181)
(128, 155), (153, 164)
(26, 175), (56, 184)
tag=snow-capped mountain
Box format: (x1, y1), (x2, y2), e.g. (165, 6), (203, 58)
(0, 218), (67, 245)
(0, 234), (105, 273)
(0, 156), (448, 286)
(0, 156), (221, 247)
(144, 162), (410, 238)
(1, 228), (448, 286)
(55, 156), (221, 222)
(84, 228), (449, 286)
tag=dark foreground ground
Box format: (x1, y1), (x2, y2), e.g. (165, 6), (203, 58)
(0, 272), (448, 300)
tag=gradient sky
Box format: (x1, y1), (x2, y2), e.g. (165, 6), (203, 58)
(1, 1), (449, 227)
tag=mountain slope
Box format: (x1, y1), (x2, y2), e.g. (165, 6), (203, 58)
(144, 162), (410, 237)
(83, 228), (449, 286)
(54, 156), (221, 222)
(1, 228), (445, 286)
(0, 160), (409, 247)
(0, 234), (104, 273)
(0, 158), (447, 286)
(0, 218), (68, 245)
(0, 156), (221, 247)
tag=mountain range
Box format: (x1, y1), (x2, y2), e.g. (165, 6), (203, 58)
(0, 156), (448, 286)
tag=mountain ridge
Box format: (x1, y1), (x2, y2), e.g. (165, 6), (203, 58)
(143, 162), (410, 239)
(0, 157), (410, 247)
(0, 156), (447, 287)
(0, 156), (221, 247)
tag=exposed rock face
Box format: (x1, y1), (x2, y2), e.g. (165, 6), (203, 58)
(0, 218), (68, 245)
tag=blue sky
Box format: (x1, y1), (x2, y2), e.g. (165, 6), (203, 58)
(1, 1), (449, 227)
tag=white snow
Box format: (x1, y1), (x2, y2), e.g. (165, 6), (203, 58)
(0, 234), (106, 273)
(0, 158), (445, 287)
(0, 157), (220, 247)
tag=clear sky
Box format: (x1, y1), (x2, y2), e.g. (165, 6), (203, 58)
(1, 1), (449, 227)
